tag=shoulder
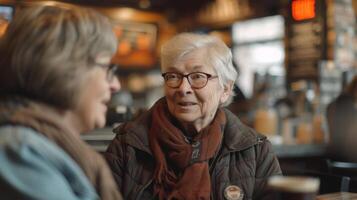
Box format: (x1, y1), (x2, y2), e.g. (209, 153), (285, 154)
(113, 106), (153, 136)
(332, 94), (354, 107)
(0, 125), (98, 199)
(222, 108), (266, 147)
(0, 125), (53, 150)
(223, 108), (263, 136)
(111, 109), (153, 146)
(0, 125), (83, 171)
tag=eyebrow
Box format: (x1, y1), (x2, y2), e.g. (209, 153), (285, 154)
(191, 65), (205, 71)
(165, 65), (205, 72)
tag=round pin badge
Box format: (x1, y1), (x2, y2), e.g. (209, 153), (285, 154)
(224, 185), (243, 200)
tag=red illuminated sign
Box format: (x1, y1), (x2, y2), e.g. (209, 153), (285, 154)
(292, 0), (316, 21)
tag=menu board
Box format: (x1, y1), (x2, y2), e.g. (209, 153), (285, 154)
(111, 21), (158, 68)
(326, 0), (355, 69)
(286, 0), (326, 84)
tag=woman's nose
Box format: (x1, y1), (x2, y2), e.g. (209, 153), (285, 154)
(177, 77), (192, 93)
(109, 76), (121, 93)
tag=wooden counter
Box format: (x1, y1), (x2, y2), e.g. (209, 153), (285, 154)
(316, 192), (357, 200)
(273, 144), (327, 158)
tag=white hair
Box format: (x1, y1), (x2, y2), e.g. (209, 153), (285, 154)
(161, 32), (238, 106)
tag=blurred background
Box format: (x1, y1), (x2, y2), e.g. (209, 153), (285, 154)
(1, 0), (357, 194)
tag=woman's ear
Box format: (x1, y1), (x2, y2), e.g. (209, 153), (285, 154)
(220, 81), (234, 104)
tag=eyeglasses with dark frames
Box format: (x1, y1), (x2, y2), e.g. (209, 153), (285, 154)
(161, 72), (218, 89)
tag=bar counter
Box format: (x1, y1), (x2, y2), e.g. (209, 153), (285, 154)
(82, 127), (115, 152)
(316, 192), (357, 200)
(273, 144), (327, 158)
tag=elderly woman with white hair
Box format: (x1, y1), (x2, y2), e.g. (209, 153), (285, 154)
(105, 33), (281, 200)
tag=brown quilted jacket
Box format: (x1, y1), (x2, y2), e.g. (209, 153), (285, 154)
(105, 108), (281, 200)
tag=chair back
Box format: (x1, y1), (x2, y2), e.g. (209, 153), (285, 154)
(326, 159), (357, 192)
(302, 171), (350, 194)
(327, 159), (357, 176)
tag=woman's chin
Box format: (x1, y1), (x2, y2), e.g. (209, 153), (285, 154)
(94, 118), (106, 129)
(174, 114), (197, 124)
(82, 118), (106, 133)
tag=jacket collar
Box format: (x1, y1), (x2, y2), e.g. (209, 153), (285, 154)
(114, 106), (265, 156)
(221, 109), (266, 155)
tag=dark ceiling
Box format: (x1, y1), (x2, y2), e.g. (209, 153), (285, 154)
(62, 0), (214, 12)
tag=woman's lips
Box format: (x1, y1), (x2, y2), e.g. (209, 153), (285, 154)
(178, 102), (196, 106)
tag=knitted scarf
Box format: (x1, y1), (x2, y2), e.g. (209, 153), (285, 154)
(0, 97), (122, 200)
(149, 99), (226, 200)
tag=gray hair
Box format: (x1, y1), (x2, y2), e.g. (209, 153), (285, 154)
(0, 5), (117, 109)
(161, 32), (238, 106)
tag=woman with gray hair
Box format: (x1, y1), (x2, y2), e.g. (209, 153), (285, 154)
(105, 33), (281, 200)
(0, 5), (122, 200)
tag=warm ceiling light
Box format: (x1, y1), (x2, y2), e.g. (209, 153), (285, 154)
(114, 8), (135, 19)
(292, 0), (316, 21)
(40, 1), (58, 6)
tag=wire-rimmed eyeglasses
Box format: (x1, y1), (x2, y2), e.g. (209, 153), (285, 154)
(161, 72), (218, 89)
(106, 64), (118, 82)
(96, 63), (118, 82)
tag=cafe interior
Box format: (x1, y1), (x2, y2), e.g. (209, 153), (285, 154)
(1, 0), (357, 198)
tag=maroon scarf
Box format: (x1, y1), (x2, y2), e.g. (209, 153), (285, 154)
(149, 99), (226, 200)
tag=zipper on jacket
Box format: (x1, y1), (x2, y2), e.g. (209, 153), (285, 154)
(209, 148), (224, 200)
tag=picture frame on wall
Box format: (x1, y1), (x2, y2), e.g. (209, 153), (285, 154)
(111, 21), (158, 68)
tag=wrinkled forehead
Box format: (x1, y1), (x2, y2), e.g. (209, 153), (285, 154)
(164, 65), (206, 72)
(161, 48), (215, 73)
